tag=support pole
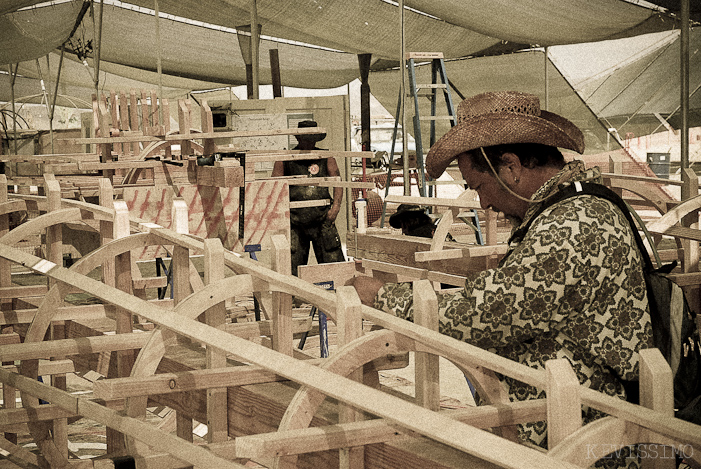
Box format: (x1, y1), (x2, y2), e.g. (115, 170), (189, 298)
(8, 64), (18, 155)
(92, 0), (103, 97)
(358, 53), (372, 199)
(544, 46), (549, 111)
(48, 46), (66, 154)
(250, 0), (260, 100)
(400, 0), (409, 195)
(35, 59), (53, 153)
(270, 49), (282, 98)
(154, 0), (164, 124)
(681, 0), (690, 171)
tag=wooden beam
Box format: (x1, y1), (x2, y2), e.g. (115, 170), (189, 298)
(233, 399), (547, 459)
(0, 367), (245, 469)
(0, 332), (149, 362)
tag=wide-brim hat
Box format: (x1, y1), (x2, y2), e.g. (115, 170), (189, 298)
(389, 204), (430, 229)
(296, 120), (327, 143)
(425, 91), (585, 179)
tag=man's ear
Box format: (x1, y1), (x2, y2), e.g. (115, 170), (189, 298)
(498, 152), (522, 185)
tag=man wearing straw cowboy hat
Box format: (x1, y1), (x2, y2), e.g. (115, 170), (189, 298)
(350, 91), (653, 459)
(272, 120), (345, 276)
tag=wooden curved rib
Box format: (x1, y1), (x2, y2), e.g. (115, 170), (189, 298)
(123, 138), (203, 185)
(274, 330), (413, 468)
(274, 329), (518, 467)
(0, 208), (81, 245)
(124, 274), (255, 455)
(11, 194), (114, 221)
(647, 193), (701, 234)
(548, 415), (697, 467)
(0, 199), (27, 217)
(608, 179), (670, 215)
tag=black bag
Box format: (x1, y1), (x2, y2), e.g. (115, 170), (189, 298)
(511, 181), (701, 424)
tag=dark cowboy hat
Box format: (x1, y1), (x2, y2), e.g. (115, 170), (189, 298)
(425, 91), (585, 179)
(389, 204), (431, 229)
(296, 120), (327, 142)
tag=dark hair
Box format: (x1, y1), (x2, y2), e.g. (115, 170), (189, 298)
(465, 143), (566, 173)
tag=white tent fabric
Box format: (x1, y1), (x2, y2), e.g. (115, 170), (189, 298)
(0, 0), (679, 90)
(0, 0), (690, 145)
(0, 1), (85, 65)
(368, 49), (617, 157)
(551, 29), (701, 134)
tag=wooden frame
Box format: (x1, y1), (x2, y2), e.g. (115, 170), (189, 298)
(0, 175), (699, 469)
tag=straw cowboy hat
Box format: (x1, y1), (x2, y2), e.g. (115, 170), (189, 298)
(425, 91), (585, 179)
(296, 120), (327, 142)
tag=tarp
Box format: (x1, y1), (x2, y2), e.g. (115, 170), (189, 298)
(551, 29), (701, 135)
(368, 49), (618, 157)
(0, 0), (679, 90)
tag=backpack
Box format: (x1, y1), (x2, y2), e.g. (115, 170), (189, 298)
(510, 181), (701, 424)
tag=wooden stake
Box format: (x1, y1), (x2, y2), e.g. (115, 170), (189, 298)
(204, 238), (227, 444)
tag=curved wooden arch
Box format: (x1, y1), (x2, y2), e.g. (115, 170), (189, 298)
(124, 274), (255, 456)
(274, 329), (515, 468)
(10, 194), (114, 221)
(548, 415), (700, 467)
(647, 193), (701, 234)
(0, 199), (27, 217)
(608, 179), (670, 215)
(123, 133), (204, 185)
(17, 231), (209, 467)
(0, 208), (81, 245)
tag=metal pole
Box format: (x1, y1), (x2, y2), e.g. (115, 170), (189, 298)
(681, 0), (690, 170)
(93, 0), (103, 97)
(9, 64), (18, 155)
(250, 0), (260, 100)
(48, 46), (66, 154)
(154, 0), (164, 124)
(35, 59), (52, 154)
(544, 47), (549, 111)
(400, 0), (409, 195)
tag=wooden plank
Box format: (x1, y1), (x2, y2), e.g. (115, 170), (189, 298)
(601, 172), (685, 187)
(166, 127), (329, 142)
(0, 367), (245, 469)
(244, 149), (373, 162)
(0, 207), (81, 245)
(385, 194), (481, 210)
(78, 160), (162, 171)
(0, 199), (27, 217)
(0, 303), (115, 326)
(0, 284), (48, 299)
(546, 359), (582, 449)
(335, 286), (365, 467)
(413, 280), (440, 411)
(271, 234), (293, 356)
(0, 332), (148, 362)
(639, 349), (676, 469)
(289, 199), (330, 209)
(414, 244), (509, 262)
(204, 238), (227, 444)
(233, 399), (546, 459)
(350, 232), (490, 277)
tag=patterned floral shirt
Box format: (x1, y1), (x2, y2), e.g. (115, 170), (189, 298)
(374, 161), (654, 450)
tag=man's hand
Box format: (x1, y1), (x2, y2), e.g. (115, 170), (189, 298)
(345, 276), (385, 307)
(326, 204), (340, 222)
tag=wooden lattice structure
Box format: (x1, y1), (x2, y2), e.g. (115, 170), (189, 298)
(0, 161), (700, 467)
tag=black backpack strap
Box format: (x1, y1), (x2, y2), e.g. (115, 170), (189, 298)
(508, 181), (656, 272)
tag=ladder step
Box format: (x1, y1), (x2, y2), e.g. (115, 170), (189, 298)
(419, 116), (457, 121)
(406, 52), (444, 60)
(416, 84), (448, 90)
